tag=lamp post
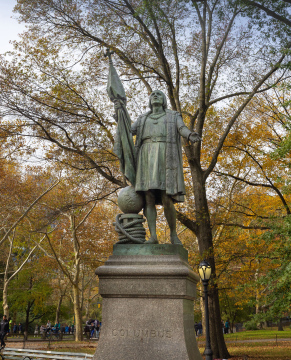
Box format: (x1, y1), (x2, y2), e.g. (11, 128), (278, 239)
(198, 259), (213, 360)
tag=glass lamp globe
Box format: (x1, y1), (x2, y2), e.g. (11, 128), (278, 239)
(198, 260), (212, 281)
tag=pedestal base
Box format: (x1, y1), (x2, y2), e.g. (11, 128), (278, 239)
(93, 244), (203, 360)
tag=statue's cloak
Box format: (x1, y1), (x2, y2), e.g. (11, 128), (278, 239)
(132, 109), (191, 203)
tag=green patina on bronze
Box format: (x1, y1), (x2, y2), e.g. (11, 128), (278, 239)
(105, 49), (201, 245)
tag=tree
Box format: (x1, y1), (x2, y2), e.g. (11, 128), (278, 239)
(1, 0), (291, 356)
(8, 261), (54, 340)
(34, 175), (115, 341)
(203, 84), (291, 330)
(256, 215), (291, 328)
(1, 232), (48, 319)
(0, 156), (59, 318)
(238, 0), (291, 29)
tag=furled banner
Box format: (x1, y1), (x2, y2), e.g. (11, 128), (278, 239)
(105, 49), (136, 186)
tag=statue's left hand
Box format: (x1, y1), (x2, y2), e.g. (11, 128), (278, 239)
(114, 99), (123, 111)
(188, 132), (202, 143)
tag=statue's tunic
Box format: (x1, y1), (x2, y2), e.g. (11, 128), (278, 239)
(131, 109), (192, 204)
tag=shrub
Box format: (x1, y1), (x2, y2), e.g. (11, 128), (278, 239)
(245, 320), (259, 330)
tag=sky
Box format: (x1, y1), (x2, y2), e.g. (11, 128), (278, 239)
(0, 0), (25, 53)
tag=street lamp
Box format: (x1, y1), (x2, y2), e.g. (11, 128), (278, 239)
(198, 259), (213, 360)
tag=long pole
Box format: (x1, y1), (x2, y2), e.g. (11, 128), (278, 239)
(203, 280), (213, 360)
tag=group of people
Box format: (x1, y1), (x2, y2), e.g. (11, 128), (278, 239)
(61, 324), (75, 335)
(11, 322), (23, 337)
(84, 319), (101, 339)
(0, 315), (100, 346)
(36, 321), (75, 337)
(194, 319), (231, 337)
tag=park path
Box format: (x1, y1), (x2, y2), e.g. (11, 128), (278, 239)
(4, 339), (98, 351)
(5, 337), (291, 347)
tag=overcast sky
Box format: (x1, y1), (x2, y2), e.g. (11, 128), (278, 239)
(0, 0), (25, 53)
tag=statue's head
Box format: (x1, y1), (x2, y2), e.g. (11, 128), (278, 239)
(148, 90), (167, 111)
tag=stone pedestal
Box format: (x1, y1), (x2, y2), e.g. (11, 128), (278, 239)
(93, 244), (203, 360)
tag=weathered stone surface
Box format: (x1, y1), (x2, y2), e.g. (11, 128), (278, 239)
(112, 243), (188, 260)
(93, 245), (203, 360)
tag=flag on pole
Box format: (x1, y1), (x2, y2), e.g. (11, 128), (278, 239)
(106, 51), (136, 186)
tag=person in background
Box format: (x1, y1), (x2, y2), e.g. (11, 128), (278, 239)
(90, 322), (95, 339)
(0, 315), (9, 349)
(54, 322), (60, 333)
(40, 325), (46, 337)
(18, 323), (22, 338)
(34, 324), (39, 337)
(235, 323), (239, 333)
(13, 323), (18, 337)
(84, 323), (90, 339)
(221, 320), (225, 334)
(95, 320), (100, 339)
(8, 318), (12, 333)
(224, 319), (230, 334)
(197, 321), (202, 335)
(194, 322), (199, 337)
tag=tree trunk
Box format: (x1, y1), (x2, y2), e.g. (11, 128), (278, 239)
(72, 284), (83, 341)
(278, 318), (284, 331)
(55, 295), (63, 325)
(3, 237), (13, 319)
(24, 303), (31, 341)
(85, 281), (92, 320)
(208, 276), (229, 358)
(2, 281), (9, 319)
(70, 213), (84, 341)
(12, 311), (17, 324)
(191, 167), (230, 359)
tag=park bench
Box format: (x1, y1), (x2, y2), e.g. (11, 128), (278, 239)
(1, 348), (94, 360)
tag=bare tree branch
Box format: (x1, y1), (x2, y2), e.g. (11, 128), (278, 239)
(244, 0), (291, 27)
(0, 180), (60, 247)
(203, 48), (290, 181)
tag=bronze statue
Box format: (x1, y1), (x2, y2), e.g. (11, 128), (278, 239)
(106, 50), (200, 245)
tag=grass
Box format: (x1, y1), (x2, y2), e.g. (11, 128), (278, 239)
(196, 328), (291, 343)
(197, 329), (291, 359)
(224, 328), (291, 341)
(224, 341), (291, 359)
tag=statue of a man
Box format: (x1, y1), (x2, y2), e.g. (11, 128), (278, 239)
(115, 90), (200, 245)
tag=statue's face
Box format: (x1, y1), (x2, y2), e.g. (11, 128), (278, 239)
(150, 91), (164, 106)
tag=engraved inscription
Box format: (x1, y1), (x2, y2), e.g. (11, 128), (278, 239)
(154, 245), (167, 251)
(112, 328), (172, 339)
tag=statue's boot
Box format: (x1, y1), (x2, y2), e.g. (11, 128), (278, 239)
(146, 236), (159, 244)
(170, 234), (183, 245)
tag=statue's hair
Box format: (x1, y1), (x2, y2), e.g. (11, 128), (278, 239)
(148, 90), (168, 110)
